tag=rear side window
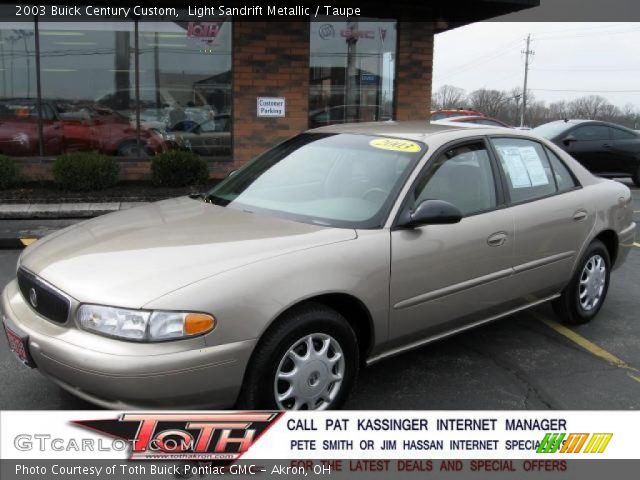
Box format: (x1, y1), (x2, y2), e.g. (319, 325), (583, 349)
(492, 138), (556, 203)
(545, 147), (578, 192)
(611, 127), (636, 140)
(572, 125), (609, 141)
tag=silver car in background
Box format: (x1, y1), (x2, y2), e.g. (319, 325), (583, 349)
(2, 122), (635, 410)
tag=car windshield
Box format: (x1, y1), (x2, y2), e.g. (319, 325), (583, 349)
(533, 122), (571, 139)
(205, 133), (425, 228)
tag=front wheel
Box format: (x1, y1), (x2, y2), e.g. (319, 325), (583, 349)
(237, 303), (359, 410)
(552, 240), (611, 324)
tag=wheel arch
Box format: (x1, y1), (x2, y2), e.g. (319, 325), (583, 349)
(259, 292), (375, 366)
(594, 229), (619, 266)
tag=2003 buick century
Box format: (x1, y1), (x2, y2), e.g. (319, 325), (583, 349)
(2, 122), (636, 410)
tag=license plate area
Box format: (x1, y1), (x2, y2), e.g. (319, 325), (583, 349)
(3, 321), (36, 368)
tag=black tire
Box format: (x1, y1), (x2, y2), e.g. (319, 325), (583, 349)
(632, 165), (640, 187)
(237, 303), (359, 410)
(117, 141), (150, 158)
(552, 240), (611, 325)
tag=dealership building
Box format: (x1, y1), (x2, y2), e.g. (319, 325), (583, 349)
(0, 1), (538, 180)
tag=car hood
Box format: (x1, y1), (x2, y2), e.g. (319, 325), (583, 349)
(20, 197), (357, 308)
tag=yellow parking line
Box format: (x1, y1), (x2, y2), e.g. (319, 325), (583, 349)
(633, 242), (640, 248)
(19, 238), (36, 246)
(534, 313), (640, 384)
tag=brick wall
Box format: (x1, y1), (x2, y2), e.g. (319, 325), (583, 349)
(395, 22), (434, 121)
(231, 21), (310, 167)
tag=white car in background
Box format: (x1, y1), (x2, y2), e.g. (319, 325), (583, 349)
(96, 88), (215, 131)
(432, 115), (511, 129)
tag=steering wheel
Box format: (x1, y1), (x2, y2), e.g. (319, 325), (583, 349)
(361, 187), (389, 203)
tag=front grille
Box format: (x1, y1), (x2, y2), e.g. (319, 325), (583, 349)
(17, 268), (70, 324)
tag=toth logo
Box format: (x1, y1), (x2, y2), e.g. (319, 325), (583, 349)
(537, 433), (613, 454)
(28, 288), (37, 308)
(73, 412), (282, 460)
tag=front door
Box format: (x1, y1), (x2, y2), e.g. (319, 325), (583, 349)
(389, 139), (515, 344)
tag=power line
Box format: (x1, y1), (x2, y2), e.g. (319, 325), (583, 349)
(435, 38), (522, 80)
(531, 88), (640, 93)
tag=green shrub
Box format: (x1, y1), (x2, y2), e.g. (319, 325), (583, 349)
(0, 155), (20, 189)
(151, 151), (209, 187)
(52, 152), (119, 191)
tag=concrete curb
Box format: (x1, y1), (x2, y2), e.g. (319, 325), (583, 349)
(0, 201), (148, 220)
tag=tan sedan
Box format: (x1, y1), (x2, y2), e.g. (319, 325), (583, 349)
(2, 122), (636, 409)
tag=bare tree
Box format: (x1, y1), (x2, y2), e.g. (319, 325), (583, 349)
(433, 84), (639, 129)
(468, 89), (508, 118)
(432, 85), (466, 110)
(549, 101), (569, 121)
(568, 95), (608, 119)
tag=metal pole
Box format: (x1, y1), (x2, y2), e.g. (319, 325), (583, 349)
(135, 19), (141, 159)
(520, 34), (533, 128)
(34, 17), (44, 156)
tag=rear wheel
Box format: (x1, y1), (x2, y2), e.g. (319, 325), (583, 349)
(632, 165), (640, 187)
(237, 303), (359, 410)
(552, 240), (610, 325)
(117, 141), (150, 158)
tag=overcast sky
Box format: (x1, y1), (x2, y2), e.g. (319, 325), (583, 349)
(432, 21), (640, 109)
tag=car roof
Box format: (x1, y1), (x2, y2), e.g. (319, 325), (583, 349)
(308, 120), (513, 142)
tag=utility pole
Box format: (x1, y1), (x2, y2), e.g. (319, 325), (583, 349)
(520, 34), (534, 128)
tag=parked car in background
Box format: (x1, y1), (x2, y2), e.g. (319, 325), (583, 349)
(96, 88), (215, 132)
(55, 102), (167, 157)
(3, 122), (635, 410)
(166, 114), (231, 157)
(432, 115), (511, 128)
(534, 120), (640, 186)
(309, 105), (391, 128)
(449, 115), (511, 127)
(0, 98), (168, 158)
(0, 99), (64, 156)
(430, 108), (485, 121)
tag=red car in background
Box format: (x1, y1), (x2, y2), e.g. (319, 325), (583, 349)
(0, 99), (166, 157)
(430, 108), (485, 121)
(0, 100), (64, 156)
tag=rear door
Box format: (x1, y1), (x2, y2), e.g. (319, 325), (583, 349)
(608, 126), (640, 176)
(389, 138), (516, 344)
(490, 136), (592, 302)
(564, 124), (611, 174)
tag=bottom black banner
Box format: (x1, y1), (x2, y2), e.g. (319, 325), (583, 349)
(1, 459), (639, 479)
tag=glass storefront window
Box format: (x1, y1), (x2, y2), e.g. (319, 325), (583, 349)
(0, 17), (232, 161)
(136, 19), (232, 160)
(309, 19), (396, 128)
(38, 21), (147, 157)
(0, 23), (46, 156)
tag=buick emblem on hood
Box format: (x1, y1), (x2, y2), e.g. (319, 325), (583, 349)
(29, 288), (38, 308)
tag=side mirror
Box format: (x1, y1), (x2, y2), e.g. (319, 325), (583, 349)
(562, 134), (577, 146)
(403, 199), (463, 228)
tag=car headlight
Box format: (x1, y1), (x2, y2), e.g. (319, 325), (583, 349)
(77, 305), (215, 342)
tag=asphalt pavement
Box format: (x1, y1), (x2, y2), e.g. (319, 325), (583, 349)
(0, 181), (638, 410)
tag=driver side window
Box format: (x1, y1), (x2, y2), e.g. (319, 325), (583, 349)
(413, 142), (497, 217)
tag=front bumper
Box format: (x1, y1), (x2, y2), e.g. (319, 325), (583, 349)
(1, 279), (256, 409)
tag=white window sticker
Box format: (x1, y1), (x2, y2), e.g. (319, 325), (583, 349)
(519, 146), (549, 187)
(497, 147), (531, 188)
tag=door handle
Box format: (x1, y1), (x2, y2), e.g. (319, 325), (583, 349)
(573, 210), (588, 222)
(487, 232), (508, 247)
